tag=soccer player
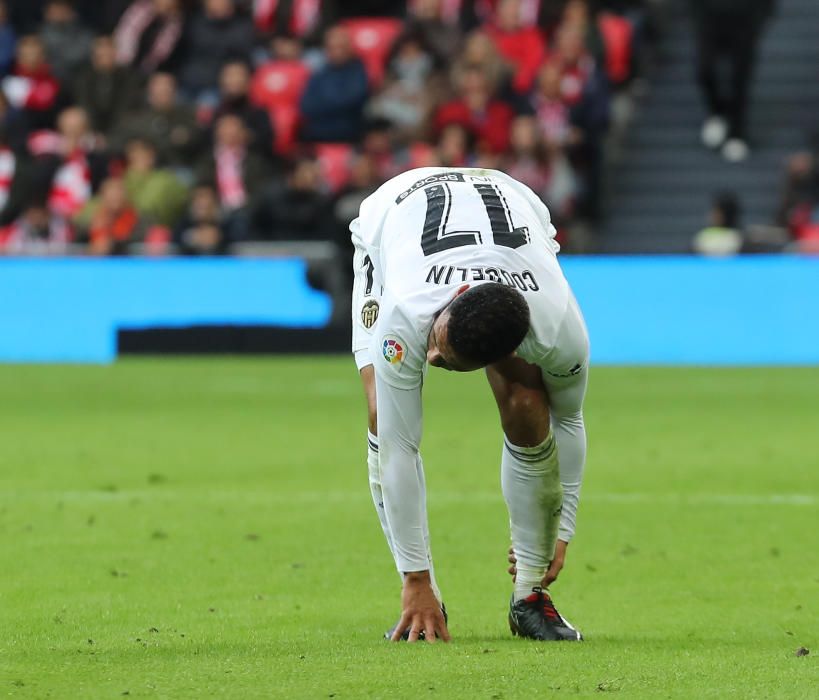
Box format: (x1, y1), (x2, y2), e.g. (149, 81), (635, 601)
(351, 168), (588, 643)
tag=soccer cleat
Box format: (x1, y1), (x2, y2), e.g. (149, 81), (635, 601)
(508, 588), (582, 641)
(384, 603), (447, 641)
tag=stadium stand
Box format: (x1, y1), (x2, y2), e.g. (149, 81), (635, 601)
(602, 0), (819, 252)
(0, 0), (686, 257)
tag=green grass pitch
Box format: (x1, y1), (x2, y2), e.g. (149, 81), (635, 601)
(1, 358), (817, 698)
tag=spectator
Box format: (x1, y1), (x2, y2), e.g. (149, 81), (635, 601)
(690, 0), (775, 162)
(404, 0), (462, 64)
(3, 35), (61, 130)
(486, 0), (548, 94)
(177, 0), (255, 101)
(174, 184), (229, 254)
(265, 32), (305, 62)
(358, 118), (401, 180)
(778, 142), (819, 239)
(73, 35), (140, 136)
(77, 138), (188, 229)
(0, 1), (15, 77)
(529, 62), (574, 150)
(452, 31), (510, 99)
(0, 201), (71, 255)
(560, 0), (605, 65)
(300, 25), (369, 143)
(332, 152), (380, 240)
(196, 113), (272, 240)
(503, 114), (576, 223)
(213, 60), (275, 155)
(251, 154), (333, 240)
(31, 107), (106, 223)
(434, 65), (515, 154)
(0, 90), (27, 152)
(435, 122), (474, 167)
(253, 0), (323, 42)
(0, 125), (32, 226)
(113, 0), (184, 76)
(122, 138), (188, 226)
(692, 191), (743, 255)
(39, 0), (94, 84)
(113, 72), (202, 169)
(367, 29), (444, 142)
(553, 23), (609, 218)
(321, 0), (407, 22)
(84, 177), (147, 256)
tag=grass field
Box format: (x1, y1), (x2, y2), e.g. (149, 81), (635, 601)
(1, 358), (817, 698)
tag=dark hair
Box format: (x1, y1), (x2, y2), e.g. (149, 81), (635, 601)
(447, 284), (530, 366)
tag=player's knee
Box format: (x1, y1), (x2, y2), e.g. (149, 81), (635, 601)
(501, 390), (549, 446)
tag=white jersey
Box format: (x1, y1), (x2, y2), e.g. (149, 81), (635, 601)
(352, 167), (574, 389)
(350, 168), (588, 573)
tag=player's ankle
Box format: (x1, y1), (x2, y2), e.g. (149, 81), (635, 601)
(514, 566), (546, 601)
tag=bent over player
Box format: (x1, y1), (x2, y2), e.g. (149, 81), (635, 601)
(351, 167), (589, 643)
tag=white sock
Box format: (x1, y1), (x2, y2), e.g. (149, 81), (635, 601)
(367, 432), (442, 601)
(501, 433), (562, 602)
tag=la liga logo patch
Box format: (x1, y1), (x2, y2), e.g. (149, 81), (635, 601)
(382, 336), (405, 365)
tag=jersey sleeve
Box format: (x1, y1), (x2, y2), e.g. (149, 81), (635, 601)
(374, 372), (430, 572)
(370, 296), (430, 572)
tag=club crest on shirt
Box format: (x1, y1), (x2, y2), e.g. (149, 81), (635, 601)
(382, 336), (405, 365)
(361, 299), (379, 329)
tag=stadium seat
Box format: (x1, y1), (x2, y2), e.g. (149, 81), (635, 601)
(598, 12), (634, 86)
(251, 61), (312, 153)
(314, 143), (354, 193)
(341, 18), (403, 87)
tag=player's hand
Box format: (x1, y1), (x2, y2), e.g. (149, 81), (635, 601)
(507, 540), (569, 587)
(392, 571), (450, 643)
(542, 540), (568, 587)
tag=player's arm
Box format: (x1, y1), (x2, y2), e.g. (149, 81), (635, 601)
(374, 374), (427, 571)
(540, 297), (590, 583)
(374, 370), (450, 642)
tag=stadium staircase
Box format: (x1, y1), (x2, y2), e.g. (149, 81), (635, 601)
(600, 0), (819, 252)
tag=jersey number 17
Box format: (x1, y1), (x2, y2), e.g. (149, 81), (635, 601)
(421, 182), (530, 256)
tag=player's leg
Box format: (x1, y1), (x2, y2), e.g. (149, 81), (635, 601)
(487, 360), (580, 641)
(486, 360), (561, 600)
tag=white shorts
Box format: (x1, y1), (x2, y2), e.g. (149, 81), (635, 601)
(351, 233), (381, 370)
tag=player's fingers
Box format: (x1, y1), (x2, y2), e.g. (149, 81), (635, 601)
(508, 564), (516, 575)
(437, 615), (452, 642)
(423, 616), (437, 644)
(508, 549), (517, 564)
(543, 566), (560, 587)
(407, 617), (422, 643)
(390, 613), (410, 642)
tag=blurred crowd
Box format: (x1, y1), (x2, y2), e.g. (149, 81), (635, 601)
(0, 0), (653, 256)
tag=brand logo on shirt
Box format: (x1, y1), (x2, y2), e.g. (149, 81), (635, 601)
(382, 336), (405, 365)
(395, 172), (466, 204)
(361, 299), (379, 329)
